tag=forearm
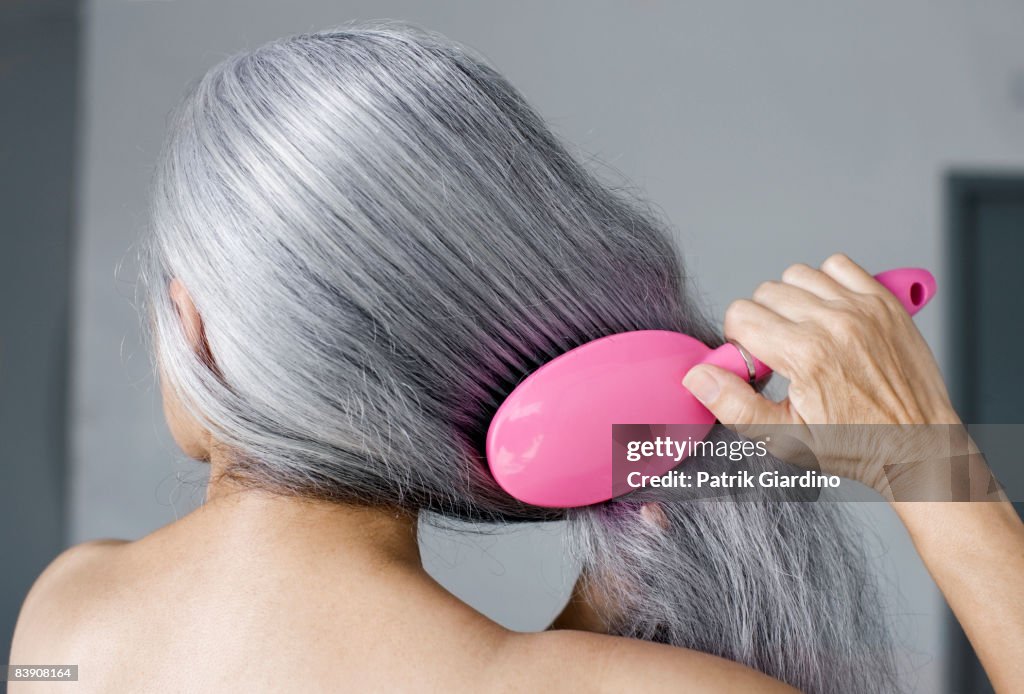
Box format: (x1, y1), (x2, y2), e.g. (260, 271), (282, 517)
(893, 498), (1024, 693)
(692, 255), (1024, 690)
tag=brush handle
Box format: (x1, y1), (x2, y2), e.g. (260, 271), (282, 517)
(700, 267), (937, 384)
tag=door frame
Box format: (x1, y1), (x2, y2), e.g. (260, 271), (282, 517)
(945, 171), (1024, 694)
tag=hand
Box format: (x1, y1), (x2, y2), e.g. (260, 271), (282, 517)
(682, 253), (966, 496)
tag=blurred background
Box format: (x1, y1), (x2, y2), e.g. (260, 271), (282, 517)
(2, 1), (1023, 691)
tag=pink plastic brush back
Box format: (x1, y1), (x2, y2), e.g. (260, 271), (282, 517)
(485, 268), (936, 508)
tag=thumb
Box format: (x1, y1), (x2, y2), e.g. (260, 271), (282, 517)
(682, 364), (791, 434)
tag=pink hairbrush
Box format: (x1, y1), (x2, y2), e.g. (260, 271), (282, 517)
(485, 268), (936, 508)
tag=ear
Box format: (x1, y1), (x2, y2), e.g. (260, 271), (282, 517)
(169, 279), (216, 369)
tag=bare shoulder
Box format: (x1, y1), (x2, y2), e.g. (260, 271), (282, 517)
(9, 539), (129, 661)
(489, 630), (798, 694)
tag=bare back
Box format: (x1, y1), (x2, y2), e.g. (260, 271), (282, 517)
(9, 492), (795, 693)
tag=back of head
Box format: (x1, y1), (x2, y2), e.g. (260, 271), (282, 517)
(147, 23), (712, 520)
(145, 23), (899, 693)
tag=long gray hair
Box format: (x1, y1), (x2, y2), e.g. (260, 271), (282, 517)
(144, 23), (899, 693)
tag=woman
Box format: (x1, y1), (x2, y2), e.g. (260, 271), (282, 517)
(11, 24), (1024, 692)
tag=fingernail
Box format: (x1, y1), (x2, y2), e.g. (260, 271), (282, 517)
(683, 366), (720, 404)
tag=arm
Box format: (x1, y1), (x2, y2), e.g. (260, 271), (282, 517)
(682, 253), (1024, 692)
(893, 500), (1024, 691)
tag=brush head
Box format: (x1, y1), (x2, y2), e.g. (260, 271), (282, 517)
(485, 330), (716, 508)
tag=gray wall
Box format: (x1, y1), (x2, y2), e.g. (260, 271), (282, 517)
(71, 2), (1024, 692)
(1, 0), (79, 662)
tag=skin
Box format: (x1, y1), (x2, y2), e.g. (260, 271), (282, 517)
(11, 253), (1021, 691)
(683, 253), (1024, 693)
(8, 285), (794, 693)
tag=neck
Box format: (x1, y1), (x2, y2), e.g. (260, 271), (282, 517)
(199, 446), (422, 568)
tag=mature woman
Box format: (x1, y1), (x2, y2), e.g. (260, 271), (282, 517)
(11, 24), (1023, 693)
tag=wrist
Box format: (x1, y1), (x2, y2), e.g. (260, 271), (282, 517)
(871, 422), (1002, 503)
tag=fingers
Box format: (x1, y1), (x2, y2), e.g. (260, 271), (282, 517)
(820, 252), (887, 296)
(765, 254), (893, 319)
(751, 280), (829, 323)
(682, 364), (794, 434)
(722, 299), (801, 377)
(682, 365), (817, 469)
(780, 262), (847, 300)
